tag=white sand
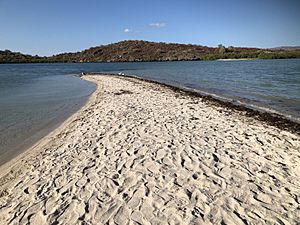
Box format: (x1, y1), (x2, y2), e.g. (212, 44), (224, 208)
(0, 74), (299, 225)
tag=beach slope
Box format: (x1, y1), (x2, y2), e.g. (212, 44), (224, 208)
(0, 75), (299, 224)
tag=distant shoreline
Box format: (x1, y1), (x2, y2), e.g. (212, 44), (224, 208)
(216, 58), (256, 61)
(1, 57), (299, 64)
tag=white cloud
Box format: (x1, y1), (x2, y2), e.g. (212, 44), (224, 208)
(149, 22), (166, 28)
(124, 28), (131, 33)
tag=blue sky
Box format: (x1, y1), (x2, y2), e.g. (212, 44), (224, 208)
(0, 0), (299, 56)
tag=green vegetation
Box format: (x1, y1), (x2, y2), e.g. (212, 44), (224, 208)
(0, 50), (49, 63)
(202, 50), (300, 60)
(257, 50), (300, 59)
(1, 41), (300, 64)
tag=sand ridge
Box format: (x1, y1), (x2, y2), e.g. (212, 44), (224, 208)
(0, 74), (299, 225)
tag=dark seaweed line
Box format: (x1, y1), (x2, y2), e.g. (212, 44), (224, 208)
(83, 72), (300, 135)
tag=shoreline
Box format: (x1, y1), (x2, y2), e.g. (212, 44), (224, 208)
(0, 74), (299, 224)
(1, 57), (300, 64)
(2, 72), (299, 175)
(2, 70), (298, 169)
(0, 97), (88, 167)
(87, 72), (300, 135)
(0, 76), (99, 178)
(0, 72), (96, 167)
(216, 58), (256, 61)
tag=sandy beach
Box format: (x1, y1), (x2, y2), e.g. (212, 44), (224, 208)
(0, 74), (299, 225)
(216, 58), (256, 61)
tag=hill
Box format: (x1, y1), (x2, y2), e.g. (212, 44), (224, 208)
(50, 40), (261, 62)
(270, 46), (300, 51)
(1, 40), (300, 63)
(0, 50), (45, 63)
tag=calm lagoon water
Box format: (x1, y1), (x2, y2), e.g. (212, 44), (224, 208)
(0, 59), (299, 164)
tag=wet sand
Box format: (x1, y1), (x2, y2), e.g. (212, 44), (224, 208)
(0, 74), (299, 224)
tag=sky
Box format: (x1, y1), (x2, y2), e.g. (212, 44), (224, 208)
(0, 0), (299, 56)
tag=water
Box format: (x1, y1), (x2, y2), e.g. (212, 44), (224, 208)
(0, 64), (96, 165)
(0, 59), (299, 164)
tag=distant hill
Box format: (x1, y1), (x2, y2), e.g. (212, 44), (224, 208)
(0, 50), (44, 63)
(1, 40), (300, 63)
(270, 46), (300, 51)
(49, 40), (260, 62)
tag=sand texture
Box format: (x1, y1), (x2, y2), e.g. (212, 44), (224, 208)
(0, 75), (299, 225)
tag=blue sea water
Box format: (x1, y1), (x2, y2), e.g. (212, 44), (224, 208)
(0, 59), (299, 164)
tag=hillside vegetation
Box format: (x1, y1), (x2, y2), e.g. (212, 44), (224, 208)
(1, 40), (300, 63)
(0, 50), (45, 63)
